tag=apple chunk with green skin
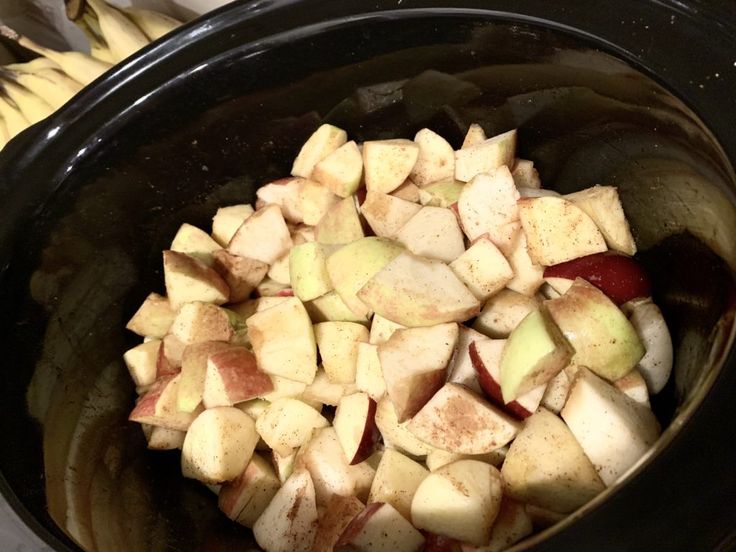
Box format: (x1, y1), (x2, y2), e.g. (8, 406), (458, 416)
(253, 469), (319, 552)
(126, 292), (176, 339)
(368, 449), (428, 521)
(360, 191), (422, 238)
(312, 140), (363, 198)
(315, 321), (369, 383)
(177, 341), (231, 412)
(255, 398), (329, 456)
(130, 374), (201, 431)
(163, 250), (229, 310)
(289, 241), (334, 302)
(326, 237), (404, 318)
(218, 454), (281, 528)
(358, 251), (480, 327)
(561, 368), (660, 486)
(203, 346), (274, 408)
(411, 128), (455, 187)
(291, 123), (348, 178)
(170, 222), (222, 266)
(499, 309), (572, 403)
(407, 383), (519, 454)
(546, 278), (645, 381)
(363, 139), (420, 194)
(334, 392), (379, 465)
(228, 204), (293, 265)
(396, 206), (466, 263)
(378, 323), (458, 422)
(311, 495), (365, 552)
(501, 408), (605, 513)
(455, 128), (516, 182)
(211, 204), (254, 246)
(449, 237), (514, 301)
(246, 297), (318, 384)
(181, 406), (259, 484)
(411, 460), (503, 546)
(336, 502), (425, 552)
(518, 196), (607, 266)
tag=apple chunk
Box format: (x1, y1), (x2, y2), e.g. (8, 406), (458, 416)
(203, 346), (274, 408)
(355, 343), (386, 401)
(445, 326), (487, 394)
(123, 340), (161, 388)
(289, 241), (334, 302)
(212, 250), (269, 302)
(170, 301), (233, 345)
(300, 179), (341, 225)
(228, 204), (293, 265)
(253, 469), (319, 552)
(396, 206), (466, 263)
(178, 341), (231, 412)
(411, 128), (455, 186)
(407, 383), (519, 454)
(256, 177), (305, 224)
(378, 323), (458, 422)
(358, 251), (480, 327)
(501, 408), (605, 513)
(255, 398), (329, 456)
(163, 250), (229, 310)
(291, 123), (348, 178)
(561, 368), (661, 486)
(449, 237), (514, 300)
(300, 426), (360, 505)
(622, 297), (673, 394)
(246, 297), (318, 384)
(360, 191), (422, 238)
(411, 460), (503, 546)
(129, 375), (200, 431)
(211, 204), (255, 246)
(218, 453), (281, 528)
(181, 406), (259, 483)
(312, 140), (363, 198)
(315, 196), (364, 245)
(467, 497), (533, 552)
(363, 139), (420, 193)
(505, 229), (544, 296)
(336, 502), (425, 552)
(314, 321), (369, 384)
(334, 392), (379, 465)
(368, 449), (428, 521)
(312, 495), (366, 552)
(546, 278), (645, 381)
(499, 309), (572, 402)
(518, 196), (607, 266)
(375, 397), (436, 457)
(565, 185), (636, 255)
(462, 123), (487, 148)
(126, 292), (176, 338)
(170, 222), (222, 266)
(455, 128), (517, 182)
(473, 289), (540, 338)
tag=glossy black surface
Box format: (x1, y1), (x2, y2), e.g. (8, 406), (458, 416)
(0, 1), (735, 551)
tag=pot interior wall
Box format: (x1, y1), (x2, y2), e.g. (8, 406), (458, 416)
(0, 12), (734, 552)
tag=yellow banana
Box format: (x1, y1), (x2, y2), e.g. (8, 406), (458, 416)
(124, 8), (182, 41)
(0, 95), (30, 139)
(0, 117), (9, 150)
(85, 0), (150, 63)
(76, 15), (116, 64)
(34, 68), (85, 93)
(1, 69), (80, 110)
(7, 58), (61, 73)
(0, 80), (54, 124)
(0, 26), (112, 85)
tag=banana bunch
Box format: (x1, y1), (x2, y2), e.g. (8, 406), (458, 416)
(0, 1), (183, 151)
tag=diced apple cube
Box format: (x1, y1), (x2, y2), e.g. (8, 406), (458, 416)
(540, 370), (571, 414)
(375, 397), (436, 457)
(334, 392), (379, 465)
(565, 185), (636, 255)
(218, 453), (281, 527)
(170, 301), (233, 345)
(511, 158), (541, 189)
(410, 128), (455, 187)
(267, 253), (291, 285)
(292, 123), (348, 178)
(256, 177), (305, 224)
(306, 291), (371, 324)
(473, 289), (540, 338)
(361, 191), (423, 239)
(315, 196), (364, 245)
(396, 206), (466, 263)
(228, 204), (293, 265)
(355, 343), (386, 401)
(312, 140), (364, 198)
(211, 250), (268, 303)
(126, 292), (176, 339)
(368, 449), (428, 521)
(455, 129), (516, 182)
(256, 398), (329, 456)
(163, 250), (229, 310)
(336, 502), (425, 552)
(144, 425), (185, 450)
(130, 374), (201, 431)
(461, 497), (533, 552)
(312, 495), (366, 552)
(462, 123), (487, 149)
(363, 139), (420, 194)
(391, 180), (421, 202)
(315, 321), (369, 384)
(614, 368), (650, 406)
(450, 237), (514, 300)
(417, 178), (464, 208)
(203, 346), (274, 408)
(505, 229), (544, 296)
(289, 242), (334, 302)
(171, 223), (222, 266)
(299, 179), (341, 225)
(123, 340), (161, 388)
(445, 326), (487, 394)
(302, 369), (353, 407)
(369, 314), (405, 345)
(212, 204), (255, 246)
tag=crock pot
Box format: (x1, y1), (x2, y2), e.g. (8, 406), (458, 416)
(0, 1), (734, 550)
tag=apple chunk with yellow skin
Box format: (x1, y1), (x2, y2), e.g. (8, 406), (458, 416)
(126, 292), (176, 338)
(360, 191), (422, 238)
(565, 185), (636, 255)
(253, 469), (319, 552)
(501, 408), (605, 513)
(218, 453), (281, 528)
(312, 140), (363, 198)
(289, 241), (334, 302)
(326, 237), (404, 318)
(455, 128), (516, 182)
(211, 204), (254, 246)
(396, 206), (466, 263)
(246, 297), (318, 384)
(292, 123), (348, 178)
(411, 460), (503, 546)
(228, 204), (293, 265)
(163, 250), (229, 310)
(336, 502), (425, 552)
(499, 309), (572, 402)
(181, 406), (259, 484)
(418, 179), (464, 208)
(358, 251), (480, 327)
(255, 398), (329, 456)
(368, 449), (428, 521)
(170, 222), (222, 266)
(363, 139), (419, 194)
(378, 323), (458, 422)
(312, 495), (365, 552)
(203, 346), (274, 408)
(546, 278), (645, 381)
(407, 383), (519, 454)
(411, 128), (455, 187)
(518, 196), (607, 266)
(314, 321), (369, 384)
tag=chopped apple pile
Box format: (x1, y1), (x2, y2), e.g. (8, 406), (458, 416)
(123, 122), (675, 551)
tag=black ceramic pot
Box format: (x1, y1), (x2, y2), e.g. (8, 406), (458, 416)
(1, 1), (735, 551)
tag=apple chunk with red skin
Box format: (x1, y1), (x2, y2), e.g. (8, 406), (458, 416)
(378, 323), (458, 422)
(543, 251), (651, 306)
(333, 392), (379, 465)
(336, 502), (425, 552)
(202, 346), (274, 408)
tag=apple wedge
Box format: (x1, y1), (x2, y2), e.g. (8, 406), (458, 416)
(540, 370), (571, 414)
(212, 204), (255, 246)
(378, 323), (458, 422)
(396, 206), (466, 263)
(170, 301), (233, 345)
(355, 343), (386, 401)
(614, 368), (650, 406)
(565, 185), (636, 255)
(300, 426), (358, 505)
(181, 406), (259, 483)
(418, 179), (464, 208)
(622, 297), (673, 393)
(462, 497), (533, 552)
(212, 250), (268, 302)
(360, 191), (422, 238)
(374, 397), (436, 457)
(129, 375), (200, 431)
(546, 278), (645, 381)
(253, 469), (319, 552)
(256, 177), (305, 224)
(314, 321), (369, 384)
(228, 204), (293, 264)
(449, 237), (514, 300)
(123, 340), (161, 388)
(158, 333), (186, 375)
(246, 297), (318, 384)
(368, 449), (428, 521)
(218, 453), (281, 528)
(312, 140), (363, 197)
(163, 250), (229, 310)
(499, 309), (572, 402)
(462, 123), (487, 148)
(511, 158), (541, 189)
(289, 242), (335, 302)
(306, 291), (370, 324)
(299, 179), (342, 225)
(302, 369), (353, 407)
(170, 222), (222, 266)
(518, 196), (607, 266)
(411, 128), (455, 187)
(411, 459), (503, 546)
(203, 346), (274, 408)
(255, 398), (329, 456)
(126, 292), (176, 339)
(407, 383), (519, 454)
(369, 314), (405, 345)
(363, 139), (420, 193)
(358, 251), (480, 327)
(267, 253), (291, 285)
(334, 392), (379, 465)
(315, 196), (364, 245)
(177, 341), (231, 412)
(143, 425), (185, 450)
(445, 326), (487, 394)
(336, 502), (425, 552)
(326, 237), (404, 318)
(501, 408), (605, 513)
(505, 229), (544, 296)
(292, 123), (348, 178)
(455, 129), (517, 182)
(457, 167), (520, 254)
(312, 495), (366, 552)
(391, 180), (421, 202)
(561, 368), (661, 486)
(473, 289), (540, 338)
(424, 448), (507, 473)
